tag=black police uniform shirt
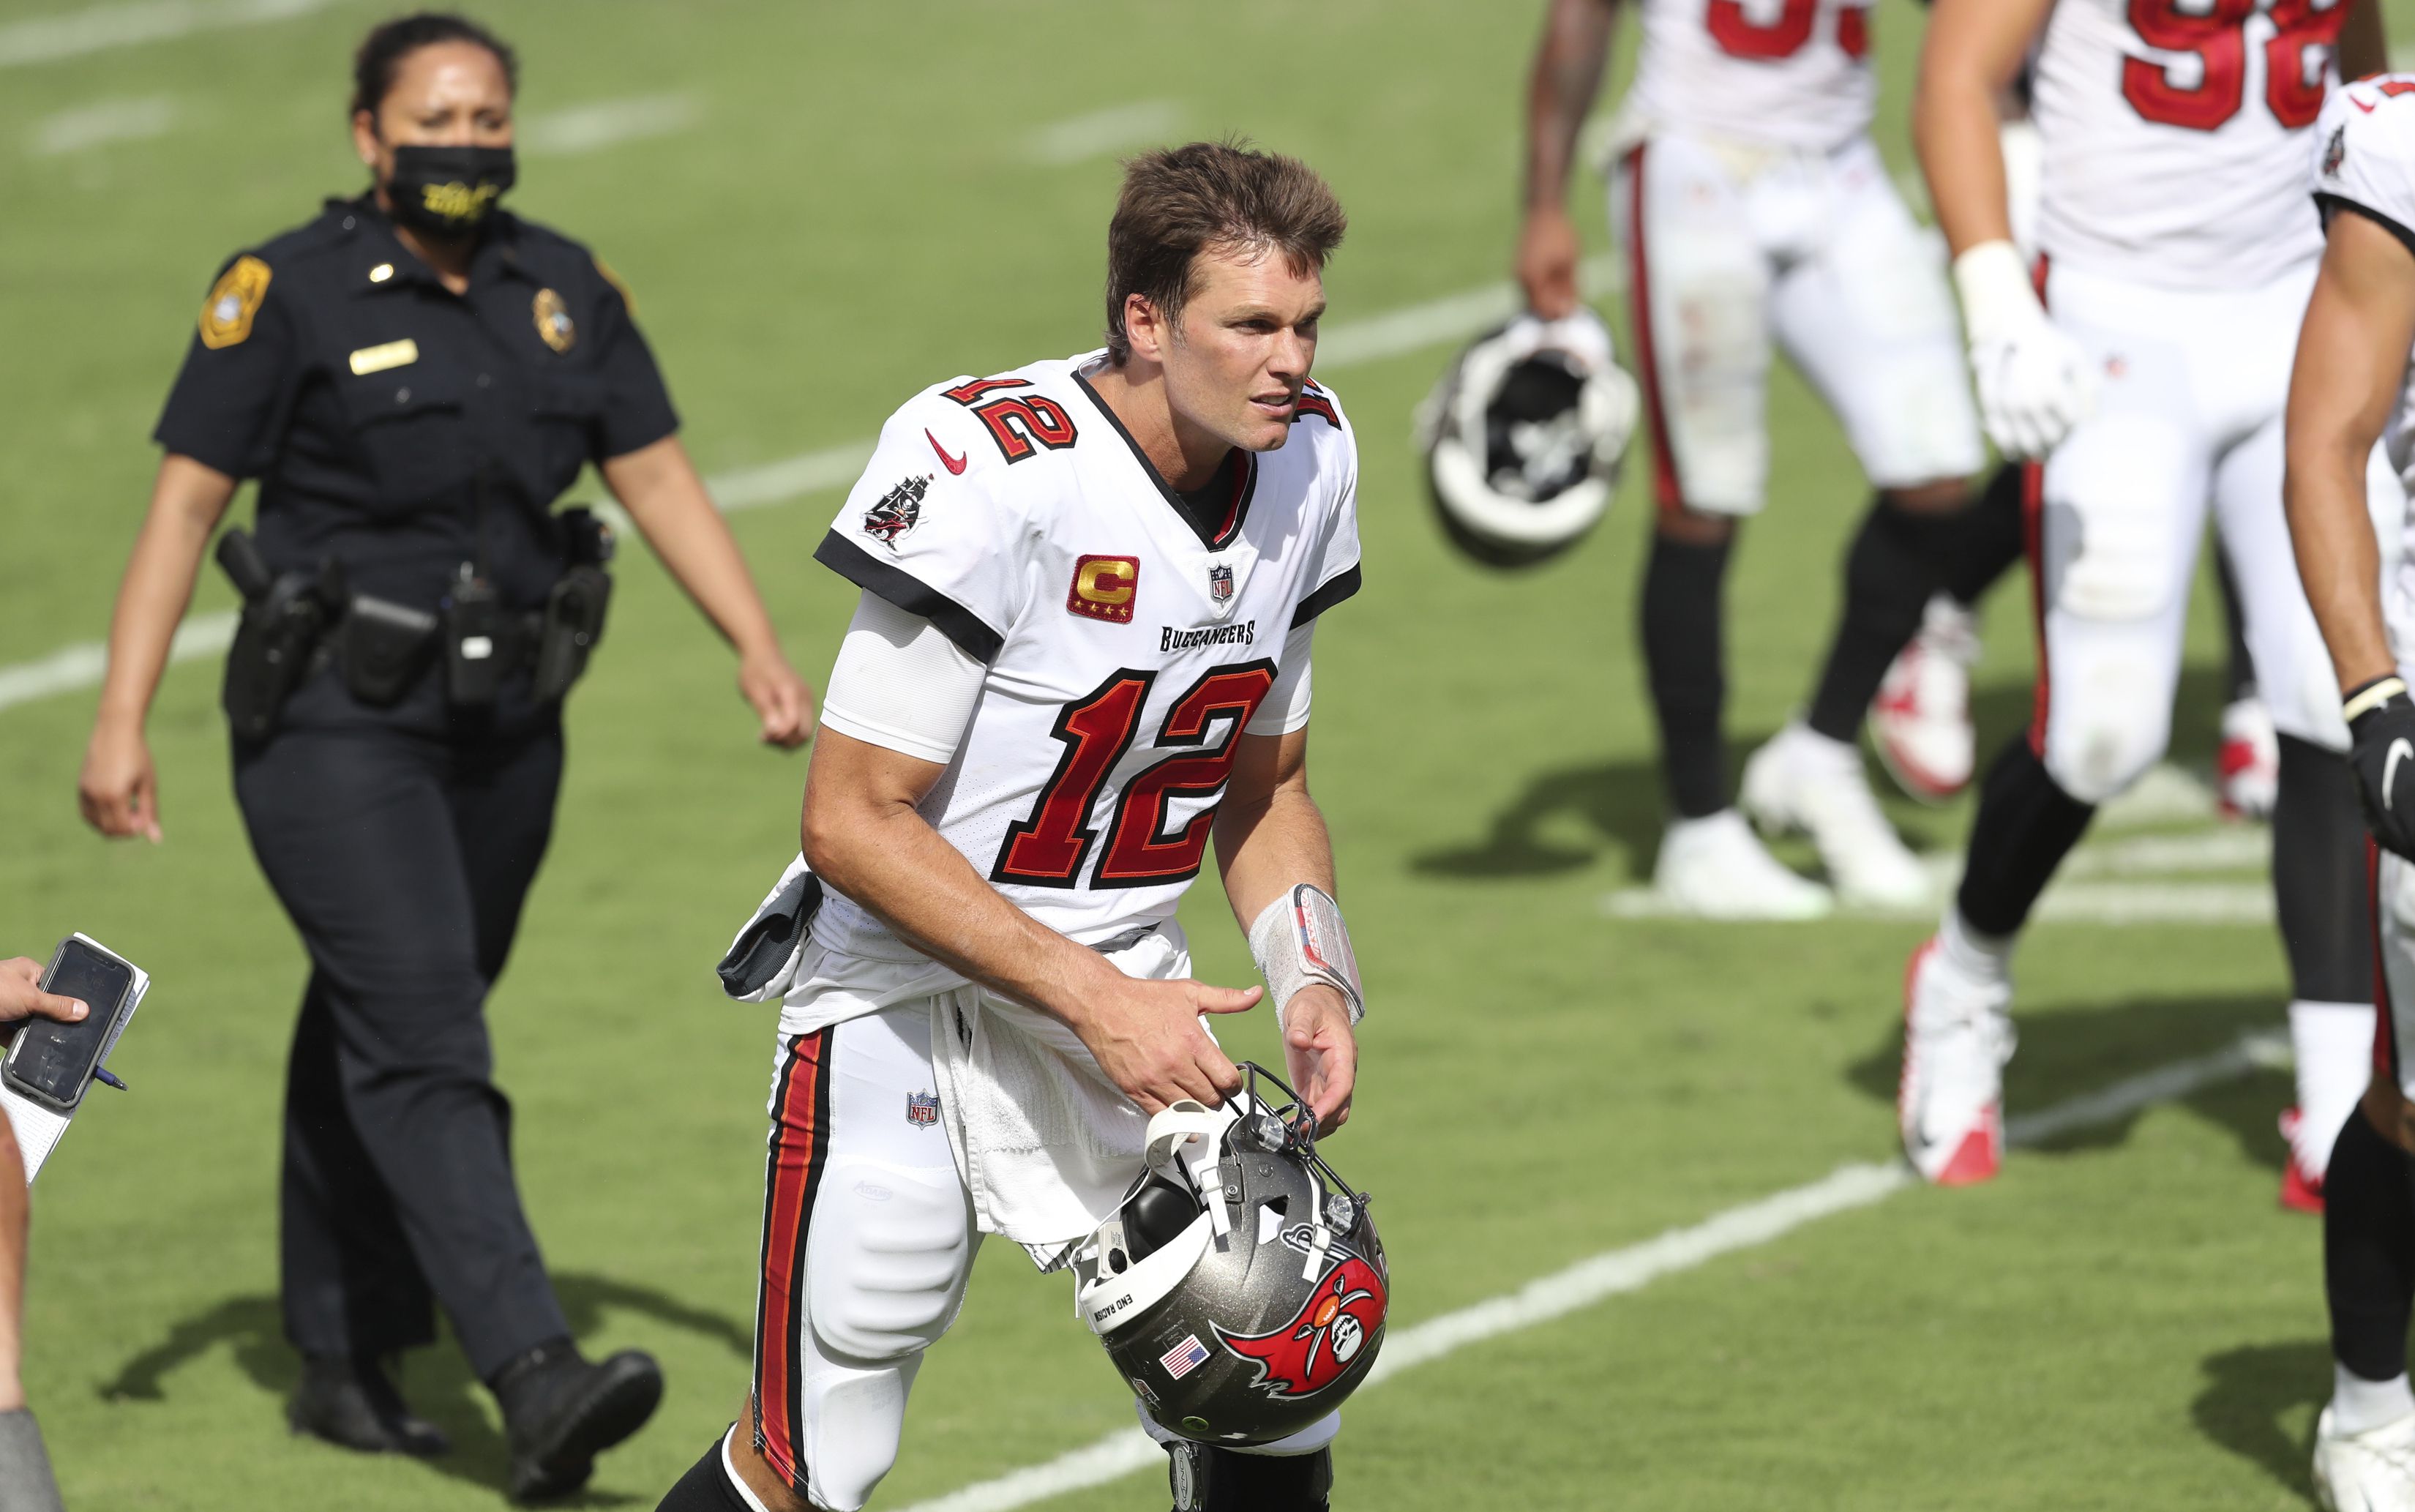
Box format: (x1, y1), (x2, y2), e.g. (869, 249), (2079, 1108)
(154, 193), (678, 727)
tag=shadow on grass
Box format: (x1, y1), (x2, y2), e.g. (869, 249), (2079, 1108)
(97, 1270), (749, 1504)
(1844, 992), (2292, 1172)
(2194, 1339), (2326, 1503)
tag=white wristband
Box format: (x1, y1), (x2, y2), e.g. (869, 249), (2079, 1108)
(1248, 884), (1365, 1029)
(1951, 239), (2043, 347)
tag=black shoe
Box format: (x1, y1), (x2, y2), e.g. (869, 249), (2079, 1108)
(287, 1353), (451, 1458)
(491, 1339), (663, 1503)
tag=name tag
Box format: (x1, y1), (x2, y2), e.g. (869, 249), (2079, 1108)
(348, 339), (419, 376)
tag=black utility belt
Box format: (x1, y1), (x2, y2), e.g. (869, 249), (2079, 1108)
(215, 529), (612, 740)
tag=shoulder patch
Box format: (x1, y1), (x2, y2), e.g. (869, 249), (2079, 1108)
(593, 255), (637, 317)
(198, 255), (272, 350)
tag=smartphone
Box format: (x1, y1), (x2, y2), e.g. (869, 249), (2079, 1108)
(2, 937), (138, 1116)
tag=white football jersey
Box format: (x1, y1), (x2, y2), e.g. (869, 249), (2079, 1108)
(2032, 0), (2345, 288)
(809, 351), (1362, 962)
(1625, 0), (1878, 151)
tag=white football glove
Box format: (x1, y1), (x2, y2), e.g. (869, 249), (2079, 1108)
(1952, 239), (2098, 460)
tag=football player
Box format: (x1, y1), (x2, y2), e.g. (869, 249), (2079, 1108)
(2285, 70), (2415, 1503)
(1901, 0), (2388, 1190)
(654, 143), (1365, 1512)
(1520, 0), (2010, 916)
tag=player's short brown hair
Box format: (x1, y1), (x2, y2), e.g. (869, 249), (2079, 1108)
(1104, 141), (1347, 365)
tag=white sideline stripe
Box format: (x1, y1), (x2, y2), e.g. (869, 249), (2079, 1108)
(0, 260), (1592, 715)
(1598, 877), (2272, 926)
(1025, 100), (1183, 166)
(520, 93), (700, 158)
(0, 0), (337, 69)
(891, 1029), (2285, 1512)
(29, 94), (175, 156)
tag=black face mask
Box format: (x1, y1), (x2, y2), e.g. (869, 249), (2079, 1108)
(384, 144), (517, 237)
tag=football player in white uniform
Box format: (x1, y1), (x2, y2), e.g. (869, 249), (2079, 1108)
(2286, 70), (2415, 1506)
(1520, 0), (2004, 917)
(1904, 0), (2387, 1189)
(653, 144), (1366, 1512)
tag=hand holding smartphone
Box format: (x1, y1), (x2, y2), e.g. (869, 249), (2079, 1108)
(0, 937), (146, 1180)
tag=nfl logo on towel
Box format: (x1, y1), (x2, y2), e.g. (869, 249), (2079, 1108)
(1208, 564), (1234, 602)
(905, 1091), (940, 1128)
(1159, 1335), (1210, 1381)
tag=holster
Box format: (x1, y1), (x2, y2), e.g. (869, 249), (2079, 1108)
(217, 531), (340, 743)
(337, 594), (439, 706)
(533, 566), (612, 704)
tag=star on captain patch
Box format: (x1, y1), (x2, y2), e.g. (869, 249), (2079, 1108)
(533, 288), (576, 353)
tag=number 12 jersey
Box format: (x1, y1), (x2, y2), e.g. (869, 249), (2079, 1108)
(809, 351), (1363, 964)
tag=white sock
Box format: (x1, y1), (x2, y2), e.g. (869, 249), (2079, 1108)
(2334, 1363), (2415, 1435)
(2292, 1000), (2378, 1178)
(722, 1426), (774, 1512)
(1937, 907), (2014, 987)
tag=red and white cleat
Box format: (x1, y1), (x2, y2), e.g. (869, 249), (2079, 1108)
(2280, 1108), (2327, 1216)
(1871, 596), (1980, 805)
(1900, 937), (2016, 1185)
(2217, 696), (2280, 822)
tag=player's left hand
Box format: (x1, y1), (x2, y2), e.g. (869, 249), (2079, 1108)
(1282, 986), (1356, 1136)
(740, 648), (817, 749)
(0, 959), (89, 1028)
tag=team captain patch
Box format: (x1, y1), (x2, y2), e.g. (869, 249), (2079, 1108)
(1068, 555), (1139, 623)
(198, 255), (272, 350)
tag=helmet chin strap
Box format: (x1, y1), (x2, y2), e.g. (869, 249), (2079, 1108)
(1144, 1101), (1235, 1238)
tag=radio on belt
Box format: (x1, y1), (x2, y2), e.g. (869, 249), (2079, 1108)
(0, 934), (148, 1184)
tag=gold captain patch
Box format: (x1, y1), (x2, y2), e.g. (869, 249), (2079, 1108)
(533, 288), (575, 353)
(348, 339), (419, 376)
(198, 255), (272, 350)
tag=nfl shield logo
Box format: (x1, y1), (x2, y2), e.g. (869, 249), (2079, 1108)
(905, 1091), (940, 1128)
(1208, 564), (1235, 602)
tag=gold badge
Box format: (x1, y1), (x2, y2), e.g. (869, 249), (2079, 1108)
(533, 288), (575, 353)
(348, 339), (419, 376)
(198, 255), (272, 350)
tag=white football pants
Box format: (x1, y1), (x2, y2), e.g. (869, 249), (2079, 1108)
(1609, 128), (1985, 515)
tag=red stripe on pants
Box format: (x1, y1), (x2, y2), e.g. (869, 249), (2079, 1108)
(2373, 841), (2398, 1086)
(1624, 143), (1686, 514)
(753, 1030), (833, 1494)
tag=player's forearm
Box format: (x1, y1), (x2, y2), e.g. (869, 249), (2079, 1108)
(604, 436), (786, 663)
(2288, 439), (2395, 693)
(1523, 0), (1617, 212)
(801, 779), (1114, 1022)
(94, 457), (236, 730)
(1213, 785), (1338, 931)
(1915, 57), (2013, 256)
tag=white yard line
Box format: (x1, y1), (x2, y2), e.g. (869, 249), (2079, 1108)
(892, 1030), (2285, 1512)
(1024, 100), (1185, 166)
(519, 93), (700, 158)
(28, 94), (176, 156)
(0, 0), (339, 70)
(0, 261), (1606, 715)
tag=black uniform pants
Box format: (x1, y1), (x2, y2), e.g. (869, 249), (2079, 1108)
(234, 720), (571, 1380)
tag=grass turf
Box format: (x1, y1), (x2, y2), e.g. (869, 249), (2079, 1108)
(0, 0), (2397, 1505)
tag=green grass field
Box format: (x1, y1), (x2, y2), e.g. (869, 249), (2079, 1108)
(1, 0), (2403, 1506)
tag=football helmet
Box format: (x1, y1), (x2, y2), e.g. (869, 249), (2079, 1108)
(1419, 308), (1639, 568)
(1073, 1064), (1388, 1448)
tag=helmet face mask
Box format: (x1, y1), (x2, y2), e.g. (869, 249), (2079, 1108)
(1421, 310), (1641, 569)
(1074, 1063), (1388, 1447)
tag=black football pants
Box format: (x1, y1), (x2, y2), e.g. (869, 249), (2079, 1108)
(235, 722), (571, 1380)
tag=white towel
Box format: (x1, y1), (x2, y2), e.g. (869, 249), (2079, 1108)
(928, 924), (1193, 1268)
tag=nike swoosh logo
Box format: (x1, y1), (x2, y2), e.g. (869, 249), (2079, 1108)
(2389, 738), (2414, 810)
(2355, 96), (2378, 113)
(926, 430), (966, 475)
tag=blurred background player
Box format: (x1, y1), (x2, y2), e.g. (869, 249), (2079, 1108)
(73, 12), (815, 1498)
(1901, 0), (2387, 1193)
(2281, 70), (2415, 1503)
(1519, 0), (2003, 918)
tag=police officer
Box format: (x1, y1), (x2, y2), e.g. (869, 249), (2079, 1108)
(73, 13), (815, 1502)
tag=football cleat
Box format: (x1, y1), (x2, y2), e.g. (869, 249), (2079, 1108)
(1900, 938), (2016, 1185)
(1651, 809), (1834, 920)
(2280, 1108), (2328, 1216)
(2217, 696), (2280, 821)
(1870, 595), (1980, 804)
(1741, 724), (1933, 908)
(2315, 1405), (2415, 1512)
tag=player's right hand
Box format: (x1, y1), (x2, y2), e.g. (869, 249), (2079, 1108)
(78, 719), (161, 842)
(1071, 975), (1256, 1114)
(2348, 676), (2415, 861)
(0, 959), (90, 1028)
(1952, 239), (2097, 460)
(1516, 204), (1582, 321)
